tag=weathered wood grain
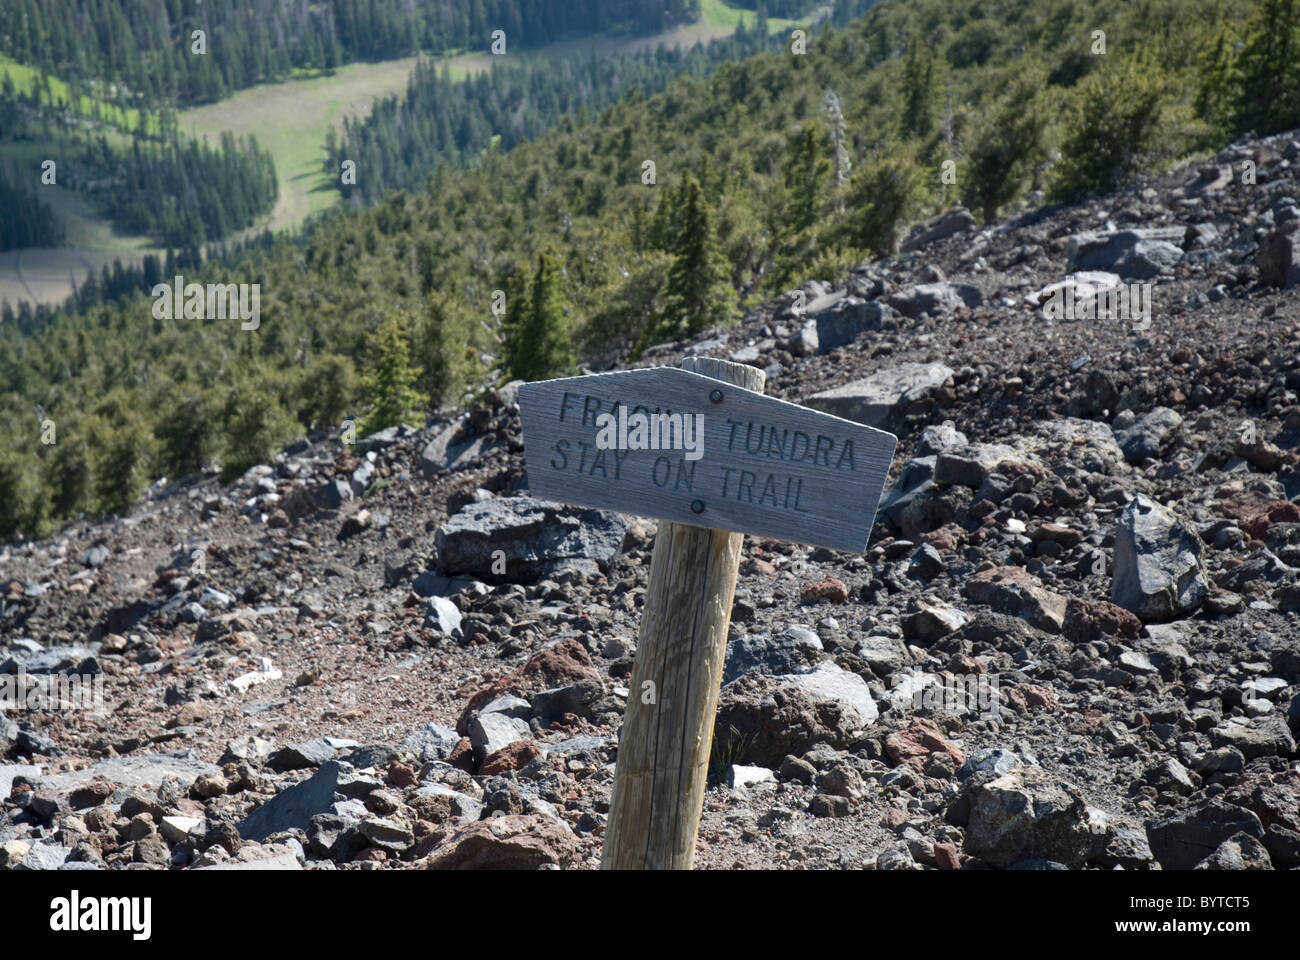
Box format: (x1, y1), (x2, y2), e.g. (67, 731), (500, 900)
(600, 357), (762, 870)
(517, 362), (897, 552)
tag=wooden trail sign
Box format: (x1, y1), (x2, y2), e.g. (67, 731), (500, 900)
(517, 362), (896, 552)
(517, 357), (897, 869)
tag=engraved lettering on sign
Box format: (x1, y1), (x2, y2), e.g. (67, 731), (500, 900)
(519, 367), (897, 552)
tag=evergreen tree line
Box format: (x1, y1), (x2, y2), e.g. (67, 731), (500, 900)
(1, 0), (1294, 541)
(75, 131), (278, 246)
(329, 14), (791, 206)
(734, 0), (822, 16)
(0, 167), (65, 251)
(0, 0), (699, 108)
(0, 72), (277, 249)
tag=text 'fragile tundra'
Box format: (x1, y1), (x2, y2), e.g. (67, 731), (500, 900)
(518, 367), (897, 551)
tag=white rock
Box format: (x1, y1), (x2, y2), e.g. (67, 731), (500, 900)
(160, 816), (202, 843)
(777, 661), (878, 728)
(229, 667), (282, 692)
(727, 764), (776, 789)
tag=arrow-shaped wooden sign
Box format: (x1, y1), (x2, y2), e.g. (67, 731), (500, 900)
(518, 365), (896, 552)
(517, 356), (898, 870)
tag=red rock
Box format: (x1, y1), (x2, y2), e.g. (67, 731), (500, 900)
(1243, 500), (1300, 541)
(386, 761), (419, 788)
(801, 576), (849, 604)
(1225, 768), (1300, 833)
(446, 738), (476, 772)
(1217, 480), (1292, 523)
(457, 638), (600, 733)
(880, 808), (908, 829)
(744, 558), (777, 575)
(423, 814), (580, 869)
(352, 847), (388, 862)
(885, 717), (965, 771)
(920, 523), (965, 552)
(934, 842), (961, 870)
(1020, 684), (1058, 711)
(166, 701), (209, 728)
(479, 740), (542, 775)
(1063, 596), (1141, 644)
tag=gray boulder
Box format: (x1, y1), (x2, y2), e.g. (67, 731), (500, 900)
(424, 596), (464, 638)
(879, 457), (936, 531)
(776, 661), (878, 728)
(316, 478), (352, 509)
(1113, 407), (1182, 464)
(1208, 715), (1296, 760)
(1146, 799), (1266, 870)
(37, 754), (220, 799)
(1256, 223), (1300, 289)
(934, 440), (1043, 489)
(1069, 229), (1184, 279)
(435, 496), (628, 584)
(469, 712), (532, 764)
(786, 319), (820, 357)
(1112, 495), (1208, 621)
(722, 626), (824, 683)
(420, 420), (500, 478)
(268, 737), (358, 771)
(965, 767), (1117, 868)
(399, 722), (461, 763)
(916, 422), (968, 457)
(349, 459), (374, 496)
(713, 671), (869, 767)
(17, 842), (72, 870)
(238, 761), (340, 842)
(806, 363), (953, 433)
(887, 282), (983, 318)
(856, 635), (912, 676)
(901, 206), (976, 252)
(813, 299), (898, 353)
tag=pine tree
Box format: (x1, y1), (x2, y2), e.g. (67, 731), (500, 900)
(360, 319), (426, 435)
(842, 149), (927, 258)
(1052, 60), (1165, 202)
(44, 427), (92, 519)
(0, 450), (39, 540)
(92, 419), (152, 517)
(218, 381), (299, 482)
(899, 36), (937, 140)
(506, 250), (575, 381)
(299, 353), (357, 429)
(414, 292), (476, 406)
(1195, 31), (1239, 138)
(659, 174), (736, 339)
(783, 122), (831, 235)
(1234, 0), (1300, 135)
(963, 71), (1048, 223)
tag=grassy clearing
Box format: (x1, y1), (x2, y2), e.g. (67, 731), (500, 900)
(0, 53), (156, 135)
(180, 55), (427, 233)
(698, 0), (826, 32)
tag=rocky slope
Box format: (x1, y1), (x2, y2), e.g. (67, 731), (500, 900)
(3, 131), (1300, 871)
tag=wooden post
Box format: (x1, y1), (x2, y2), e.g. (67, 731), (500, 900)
(601, 356), (766, 870)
